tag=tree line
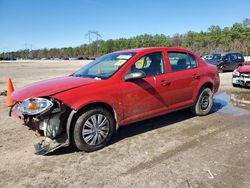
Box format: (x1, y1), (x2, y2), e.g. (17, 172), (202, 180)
(1, 18), (250, 59)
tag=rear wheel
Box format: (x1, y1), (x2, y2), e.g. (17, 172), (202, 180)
(73, 107), (115, 152)
(191, 87), (213, 116)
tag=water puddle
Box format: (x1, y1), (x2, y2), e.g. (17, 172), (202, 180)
(212, 91), (250, 116)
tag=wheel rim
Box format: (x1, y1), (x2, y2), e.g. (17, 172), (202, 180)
(200, 94), (209, 111)
(82, 114), (110, 146)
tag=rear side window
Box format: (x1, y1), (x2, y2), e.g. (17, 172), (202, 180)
(168, 52), (197, 72)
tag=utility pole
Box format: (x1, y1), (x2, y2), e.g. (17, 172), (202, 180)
(85, 32), (91, 57)
(24, 43), (32, 59)
(3, 48), (6, 58)
(30, 44), (33, 59)
(90, 31), (101, 55)
(85, 31), (102, 57)
(24, 43), (29, 59)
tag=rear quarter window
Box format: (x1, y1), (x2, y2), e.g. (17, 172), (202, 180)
(236, 53), (244, 61)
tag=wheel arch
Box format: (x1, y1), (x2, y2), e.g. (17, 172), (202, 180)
(201, 82), (214, 92)
(192, 80), (214, 103)
(66, 102), (119, 145)
(77, 102), (117, 121)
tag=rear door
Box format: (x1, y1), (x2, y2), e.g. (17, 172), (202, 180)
(158, 51), (200, 109)
(236, 53), (245, 67)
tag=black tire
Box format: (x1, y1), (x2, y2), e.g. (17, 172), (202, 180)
(232, 83), (239, 87)
(72, 107), (115, 152)
(218, 66), (223, 73)
(191, 87), (213, 116)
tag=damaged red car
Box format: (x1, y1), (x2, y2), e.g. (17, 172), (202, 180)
(10, 47), (220, 154)
(232, 65), (250, 87)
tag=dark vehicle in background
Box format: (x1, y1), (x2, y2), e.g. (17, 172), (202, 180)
(7, 56), (17, 60)
(77, 56), (89, 60)
(0, 56), (17, 60)
(232, 65), (250, 87)
(205, 52), (246, 72)
(202, 55), (212, 60)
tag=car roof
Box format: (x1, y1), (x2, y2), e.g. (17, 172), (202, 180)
(115, 47), (194, 54)
(213, 52), (242, 56)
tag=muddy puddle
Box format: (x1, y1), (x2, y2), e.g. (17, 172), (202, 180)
(213, 91), (250, 115)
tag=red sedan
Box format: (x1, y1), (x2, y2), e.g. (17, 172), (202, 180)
(232, 65), (250, 87)
(11, 47), (220, 154)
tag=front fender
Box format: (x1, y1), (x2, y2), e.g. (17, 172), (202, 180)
(51, 85), (123, 123)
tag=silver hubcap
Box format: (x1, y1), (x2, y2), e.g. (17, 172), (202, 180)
(200, 94), (209, 110)
(82, 114), (110, 146)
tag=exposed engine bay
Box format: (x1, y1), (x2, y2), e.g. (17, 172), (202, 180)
(10, 98), (73, 155)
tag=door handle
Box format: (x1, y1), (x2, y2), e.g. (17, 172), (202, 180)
(193, 73), (201, 79)
(160, 80), (171, 86)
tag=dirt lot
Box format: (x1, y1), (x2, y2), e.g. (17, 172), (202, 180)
(0, 60), (250, 188)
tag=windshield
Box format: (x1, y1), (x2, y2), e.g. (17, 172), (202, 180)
(204, 55), (213, 60)
(73, 52), (136, 79)
(211, 54), (222, 60)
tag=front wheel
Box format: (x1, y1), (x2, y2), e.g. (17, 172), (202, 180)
(218, 66), (223, 73)
(72, 107), (115, 152)
(191, 87), (213, 116)
(232, 83), (239, 87)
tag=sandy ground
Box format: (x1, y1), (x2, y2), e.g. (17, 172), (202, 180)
(0, 60), (250, 188)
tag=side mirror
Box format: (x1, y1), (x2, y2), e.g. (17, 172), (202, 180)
(124, 70), (146, 81)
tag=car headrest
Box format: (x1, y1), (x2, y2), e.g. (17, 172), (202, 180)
(177, 58), (187, 66)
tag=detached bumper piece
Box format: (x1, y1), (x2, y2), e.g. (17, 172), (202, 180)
(34, 134), (69, 155)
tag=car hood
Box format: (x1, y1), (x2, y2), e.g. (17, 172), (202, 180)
(237, 65), (250, 73)
(12, 76), (99, 101)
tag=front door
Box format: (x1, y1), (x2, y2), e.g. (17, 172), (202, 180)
(121, 52), (168, 124)
(229, 53), (238, 70)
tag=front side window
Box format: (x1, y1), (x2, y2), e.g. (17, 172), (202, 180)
(212, 54), (222, 60)
(73, 52), (136, 79)
(230, 54), (237, 61)
(223, 54), (229, 61)
(132, 52), (165, 77)
(168, 52), (197, 72)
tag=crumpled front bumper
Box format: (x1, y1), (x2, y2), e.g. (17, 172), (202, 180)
(233, 74), (250, 86)
(34, 134), (69, 155)
(10, 102), (76, 155)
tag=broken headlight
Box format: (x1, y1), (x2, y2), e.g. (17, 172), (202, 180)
(232, 70), (240, 76)
(18, 98), (53, 115)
